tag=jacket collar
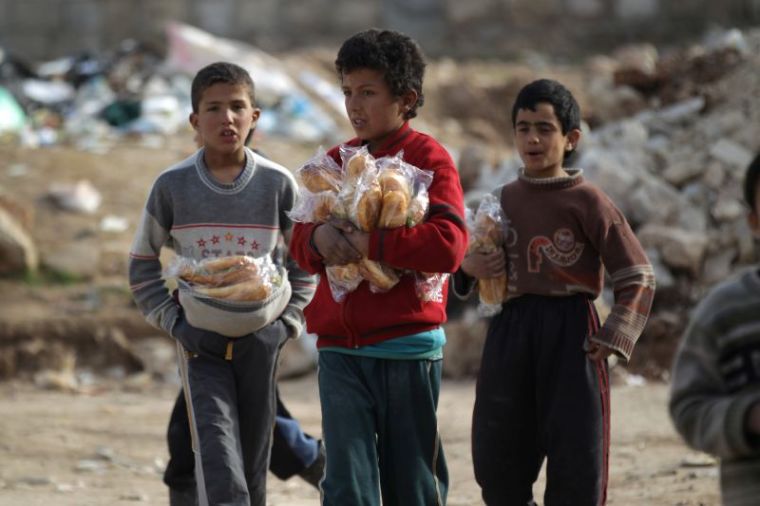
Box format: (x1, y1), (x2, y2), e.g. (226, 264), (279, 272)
(346, 122), (413, 158)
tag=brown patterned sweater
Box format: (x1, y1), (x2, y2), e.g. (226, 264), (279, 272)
(457, 169), (655, 360)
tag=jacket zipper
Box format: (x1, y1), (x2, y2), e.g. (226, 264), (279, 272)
(342, 293), (360, 349)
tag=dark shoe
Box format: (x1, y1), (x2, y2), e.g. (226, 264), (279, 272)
(169, 486), (198, 506)
(298, 440), (325, 489)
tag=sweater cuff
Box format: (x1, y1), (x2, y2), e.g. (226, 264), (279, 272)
(590, 328), (635, 362)
(451, 269), (477, 300)
(728, 392), (760, 456)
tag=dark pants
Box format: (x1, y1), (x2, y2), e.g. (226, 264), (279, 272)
(472, 294), (610, 506)
(164, 388), (320, 491)
(318, 351), (448, 506)
(176, 320), (289, 506)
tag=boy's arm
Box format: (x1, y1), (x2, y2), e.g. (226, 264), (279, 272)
(128, 189), (179, 334)
(587, 196), (656, 361)
(367, 151), (468, 273)
(280, 227), (317, 339)
(669, 316), (760, 458)
(450, 250), (506, 299)
(289, 222), (327, 274)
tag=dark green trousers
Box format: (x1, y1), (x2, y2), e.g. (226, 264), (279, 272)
(318, 352), (448, 506)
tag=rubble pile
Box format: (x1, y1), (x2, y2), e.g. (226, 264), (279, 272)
(1, 23), (759, 379)
(461, 27), (760, 377)
(0, 22), (343, 152)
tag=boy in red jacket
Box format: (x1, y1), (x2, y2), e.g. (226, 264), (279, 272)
(289, 28), (467, 506)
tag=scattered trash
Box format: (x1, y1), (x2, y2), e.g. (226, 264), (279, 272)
(680, 452), (718, 468)
(47, 180), (102, 214)
(100, 215), (129, 233)
(0, 86), (26, 133)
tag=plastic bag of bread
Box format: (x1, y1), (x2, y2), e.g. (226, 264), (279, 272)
(467, 194), (509, 316)
(287, 187), (338, 224)
(336, 145), (377, 220)
(358, 257), (400, 293)
(164, 254), (291, 337)
(346, 164), (383, 232)
(296, 147), (343, 194)
(375, 153), (434, 228)
(166, 254), (281, 301)
(325, 263), (363, 302)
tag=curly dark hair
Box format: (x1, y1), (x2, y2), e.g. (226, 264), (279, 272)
(190, 61), (256, 113)
(335, 28), (426, 120)
(744, 152), (760, 211)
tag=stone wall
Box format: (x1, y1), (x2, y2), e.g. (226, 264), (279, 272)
(2, 0), (760, 61)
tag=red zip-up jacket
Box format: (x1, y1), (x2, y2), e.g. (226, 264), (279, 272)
(290, 122), (468, 349)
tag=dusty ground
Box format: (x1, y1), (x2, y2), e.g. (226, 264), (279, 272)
(0, 375), (719, 506)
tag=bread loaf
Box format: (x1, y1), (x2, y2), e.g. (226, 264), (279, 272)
(313, 192), (338, 223)
(300, 164), (341, 193)
(356, 182), (382, 232)
(358, 258), (399, 291)
(194, 278), (271, 301)
(478, 276), (507, 306)
(329, 263), (361, 283)
(179, 255), (258, 285)
(378, 190), (409, 228)
(346, 151), (371, 180)
(378, 169), (409, 194)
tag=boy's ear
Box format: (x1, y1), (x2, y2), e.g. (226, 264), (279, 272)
(566, 128), (582, 151)
(251, 107), (261, 123)
(401, 90), (418, 114)
(189, 112), (199, 130)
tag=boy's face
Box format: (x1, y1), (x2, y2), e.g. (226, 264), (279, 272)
(341, 68), (416, 150)
(514, 102), (580, 178)
(189, 82), (259, 157)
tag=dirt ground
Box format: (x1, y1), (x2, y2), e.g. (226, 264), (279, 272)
(0, 374), (719, 506)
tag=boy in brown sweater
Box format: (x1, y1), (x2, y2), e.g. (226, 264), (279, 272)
(454, 79), (656, 505)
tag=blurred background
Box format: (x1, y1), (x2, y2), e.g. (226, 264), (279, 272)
(1, 2), (759, 504)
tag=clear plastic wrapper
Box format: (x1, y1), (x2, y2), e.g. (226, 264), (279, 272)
(164, 254), (291, 337)
(346, 165), (382, 232)
(164, 254), (281, 302)
(336, 145), (377, 221)
(358, 257), (400, 293)
(295, 146), (439, 300)
(296, 147), (343, 194)
(325, 263), (363, 302)
(288, 187), (338, 224)
(415, 271), (449, 303)
(467, 194), (509, 316)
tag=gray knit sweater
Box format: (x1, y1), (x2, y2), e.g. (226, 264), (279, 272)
(669, 267), (760, 506)
(128, 147), (316, 339)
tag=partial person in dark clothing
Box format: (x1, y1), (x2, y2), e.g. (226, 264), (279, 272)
(165, 387), (325, 506)
(669, 152), (760, 506)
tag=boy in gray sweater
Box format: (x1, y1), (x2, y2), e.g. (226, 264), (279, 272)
(128, 62), (315, 506)
(669, 152), (760, 506)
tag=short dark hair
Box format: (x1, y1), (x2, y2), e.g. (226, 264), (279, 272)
(335, 28), (426, 120)
(511, 79), (581, 135)
(190, 62), (255, 113)
(744, 152), (760, 211)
